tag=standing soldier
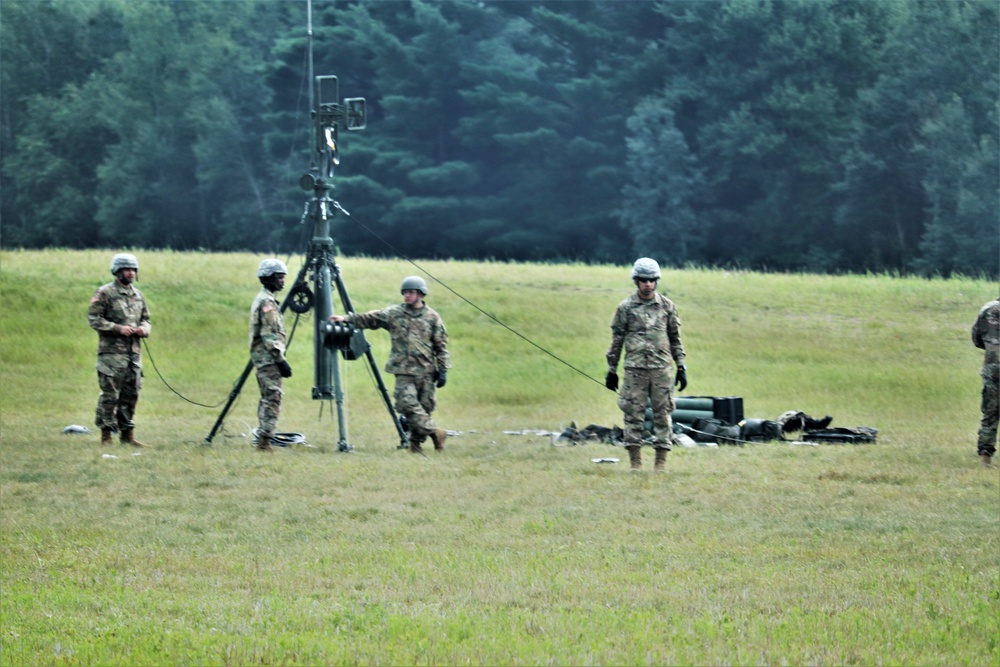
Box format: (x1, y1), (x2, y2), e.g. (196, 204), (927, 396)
(88, 253), (151, 447)
(330, 276), (450, 454)
(971, 298), (999, 468)
(605, 258), (688, 472)
(250, 259), (293, 452)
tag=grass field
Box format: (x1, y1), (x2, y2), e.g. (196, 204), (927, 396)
(1, 249), (997, 665)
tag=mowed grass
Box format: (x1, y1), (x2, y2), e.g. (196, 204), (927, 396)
(0, 248), (997, 665)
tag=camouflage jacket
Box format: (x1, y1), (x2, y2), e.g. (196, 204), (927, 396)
(606, 291), (685, 371)
(88, 280), (151, 356)
(972, 299), (1000, 367)
(346, 303), (449, 376)
(249, 287), (287, 369)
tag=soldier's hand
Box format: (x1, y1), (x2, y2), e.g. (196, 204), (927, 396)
(434, 370), (447, 388)
(675, 366), (687, 392)
(329, 314), (347, 323)
(605, 371), (619, 391)
(277, 359), (293, 378)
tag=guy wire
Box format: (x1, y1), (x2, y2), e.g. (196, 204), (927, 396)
(330, 201), (608, 391)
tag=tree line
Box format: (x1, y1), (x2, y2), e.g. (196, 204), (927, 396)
(2, 0), (997, 276)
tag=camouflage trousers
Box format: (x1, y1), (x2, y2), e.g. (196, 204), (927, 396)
(394, 373), (438, 444)
(618, 367), (674, 449)
(95, 353), (142, 431)
(255, 363), (284, 436)
(978, 363), (999, 456)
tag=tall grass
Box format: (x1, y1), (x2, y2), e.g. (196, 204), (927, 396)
(1, 249), (997, 665)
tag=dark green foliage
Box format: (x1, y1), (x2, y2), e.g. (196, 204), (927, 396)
(833, 0), (999, 275)
(1, 0), (996, 276)
(1, 0), (124, 247)
(621, 100), (705, 265)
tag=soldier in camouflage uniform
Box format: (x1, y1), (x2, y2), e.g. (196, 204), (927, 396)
(88, 253), (151, 448)
(330, 276), (450, 454)
(250, 259), (293, 452)
(971, 298), (999, 468)
(605, 258), (688, 472)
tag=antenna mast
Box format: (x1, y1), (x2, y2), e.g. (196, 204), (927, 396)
(205, 0), (397, 450)
(307, 0), (315, 171)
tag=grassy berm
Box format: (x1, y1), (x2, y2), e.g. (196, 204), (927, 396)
(1, 249), (997, 665)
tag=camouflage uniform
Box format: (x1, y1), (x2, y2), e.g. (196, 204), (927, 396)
(344, 303), (449, 446)
(249, 286), (287, 436)
(607, 291), (685, 449)
(88, 280), (151, 432)
(971, 299), (999, 458)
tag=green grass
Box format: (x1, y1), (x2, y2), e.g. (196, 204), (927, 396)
(1, 249), (997, 665)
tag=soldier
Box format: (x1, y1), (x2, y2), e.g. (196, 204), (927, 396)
(330, 276), (450, 454)
(250, 259), (293, 452)
(88, 253), (151, 447)
(605, 258), (688, 472)
(971, 298), (999, 468)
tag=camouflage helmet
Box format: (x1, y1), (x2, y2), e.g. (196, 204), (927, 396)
(400, 275), (428, 296)
(631, 257), (661, 280)
(257, 258), (288, 278)
(110, 253), (139, 275)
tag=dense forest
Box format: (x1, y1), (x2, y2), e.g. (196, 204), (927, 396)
(2, 0), (997, 276)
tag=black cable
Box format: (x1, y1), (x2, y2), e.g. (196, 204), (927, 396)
(144, 284), (306, 411)
(330, 201), (608, 390)
(142, 339), (229, 409)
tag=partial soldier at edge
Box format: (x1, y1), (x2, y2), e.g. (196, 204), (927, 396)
(971, 298), (999, 468)
(88, 253), (151, 448)
(330, 276), (450, 454)
(250, 258), (293, 452)
(606, 257), (688, 472)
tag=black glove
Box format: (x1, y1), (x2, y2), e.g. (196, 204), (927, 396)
(675, 365), (687, 392)
(605, 371), (619, 391)
(277, 359), (292, 378)
(434, 370), (447, 388)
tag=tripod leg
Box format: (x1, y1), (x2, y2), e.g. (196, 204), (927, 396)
(330, 335), (351, 452)
(332, 269), (409, 448)
(363, 345), (409, 448)
(204, 361), (254, 444)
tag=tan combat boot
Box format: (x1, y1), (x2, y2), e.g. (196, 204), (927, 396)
(101, 428), (114, 446)
(409, 440), (424, 455)
(627, 446), (642, 472)
(120, 428), (146, 448)
(256, 432), (275, 452)
(654, 448), (668, 472)
(981, 453), (995, 468)
(430, 428), (448, 451)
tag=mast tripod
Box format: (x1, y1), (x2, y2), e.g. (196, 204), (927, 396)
(204, 69), (407, 450)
